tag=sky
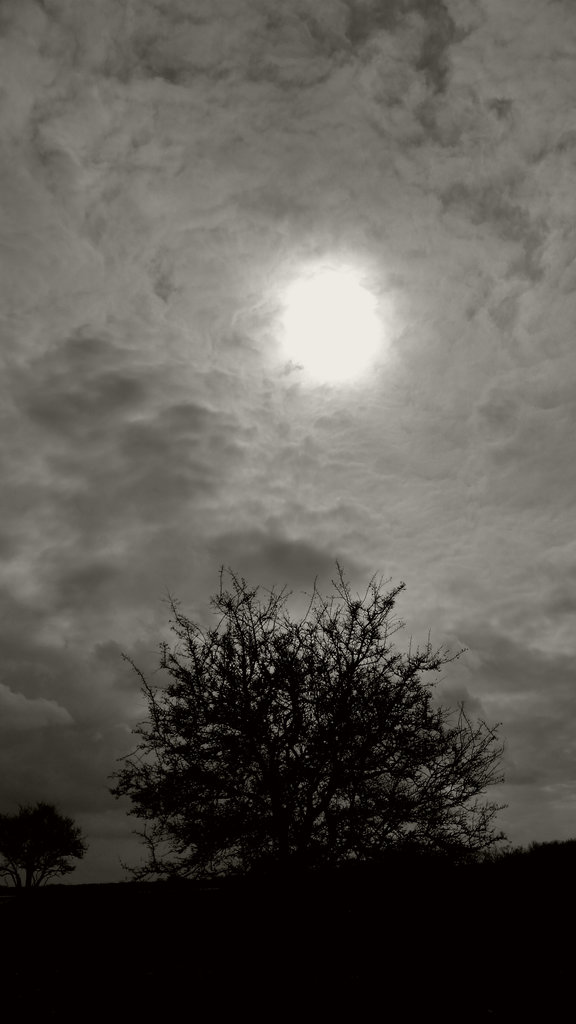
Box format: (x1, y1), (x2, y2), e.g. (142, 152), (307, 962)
(1, 0), (575, 884)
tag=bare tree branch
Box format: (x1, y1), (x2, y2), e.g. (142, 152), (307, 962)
(110, 567), (507, 880)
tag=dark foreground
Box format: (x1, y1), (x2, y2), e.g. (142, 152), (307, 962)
(1, 860), (570, 1021)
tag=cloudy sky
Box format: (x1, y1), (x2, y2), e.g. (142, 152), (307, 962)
(1, 0), (575, 883)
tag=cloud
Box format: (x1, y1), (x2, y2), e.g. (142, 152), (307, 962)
(425, 616), (576, 846)
(0, 0), (575, 875)
(443, 623), (576, 788)
(206, 526), (362, 591)
(0, 683), (73, 731)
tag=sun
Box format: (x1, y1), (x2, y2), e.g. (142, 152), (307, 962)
(281, 267), (382, 383)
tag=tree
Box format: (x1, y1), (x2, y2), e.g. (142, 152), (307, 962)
(0, 802), (87, 887)
(111, 567), (506, 880)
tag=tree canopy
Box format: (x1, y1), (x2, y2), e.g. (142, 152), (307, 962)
(0, 802), (87, 887)
(111, 568), (506, 880)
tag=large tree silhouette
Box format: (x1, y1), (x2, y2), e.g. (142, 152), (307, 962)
(112, 568), (506, 880)
(0, 802), (87, 887)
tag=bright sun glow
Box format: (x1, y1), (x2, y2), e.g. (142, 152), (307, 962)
(281, 267), (381, 383)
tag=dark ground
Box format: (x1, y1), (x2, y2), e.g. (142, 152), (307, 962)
(1, 862), (570, 1022)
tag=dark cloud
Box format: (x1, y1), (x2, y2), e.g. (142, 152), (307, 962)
(344, 0), (456, 92)
(454, 630), (576, 766)
(19, 367), (147, 438)
(545, 585), (576, 619)
(345, 0), (401, 46)
(0, 582), (147, 880)
(474, 384), (521, 443)
(433, 621), (576, 842)
(48, 559), (123, 611)
(413, 1), (456, 92)
(0, 685), (72, 731)
(206, 527), (358, 593)
(487, 97), (513, 120)
(440, 181), (546, 261)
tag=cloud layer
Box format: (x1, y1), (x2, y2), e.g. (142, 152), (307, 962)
(1, 0), (575, 879)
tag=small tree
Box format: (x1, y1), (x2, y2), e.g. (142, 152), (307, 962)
(111, 568), (506, 880)
(0, 802), (87, 887)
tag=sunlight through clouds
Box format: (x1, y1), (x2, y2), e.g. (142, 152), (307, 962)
(280, 266), (384, 383)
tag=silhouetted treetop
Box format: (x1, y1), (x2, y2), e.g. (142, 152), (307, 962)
(111, 567), (506, 880)
(0, 802), (87, 888)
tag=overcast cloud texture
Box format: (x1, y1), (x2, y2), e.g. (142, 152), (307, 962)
(1, 0), (575, 881)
